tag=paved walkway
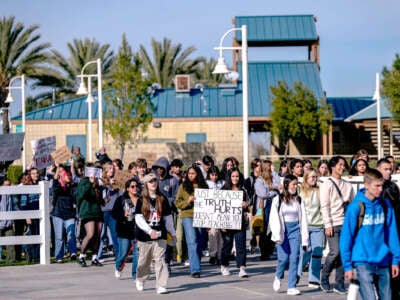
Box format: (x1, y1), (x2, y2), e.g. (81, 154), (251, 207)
(0, 254), (352, 300)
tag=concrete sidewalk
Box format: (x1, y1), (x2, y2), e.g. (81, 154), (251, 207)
(0, 254), (351, 300)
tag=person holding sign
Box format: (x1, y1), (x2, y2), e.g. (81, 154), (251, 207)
(135, 173), (176, 294)
(220, 167), (250, 278)
(175, 164), (208, 278)
(270, 174), (309, 296)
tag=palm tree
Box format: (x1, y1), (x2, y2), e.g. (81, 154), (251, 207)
(0, 16), (56, 133)
(139, 38), (202, 88)
(35, 38), (115, 103)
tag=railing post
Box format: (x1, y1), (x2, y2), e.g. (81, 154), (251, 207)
(39, 181), (50, 265)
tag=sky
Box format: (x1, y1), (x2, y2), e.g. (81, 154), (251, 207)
(3, 0), (400, 113)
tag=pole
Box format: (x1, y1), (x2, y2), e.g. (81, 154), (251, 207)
(87, 79), (93, 162)
(376, 72), (382, 159)
(21, 75), (26, 171)
(97, 58), (103, 148)
(241, 25), (249, 178)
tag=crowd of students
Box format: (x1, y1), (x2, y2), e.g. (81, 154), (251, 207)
(1, 147), (400, 298)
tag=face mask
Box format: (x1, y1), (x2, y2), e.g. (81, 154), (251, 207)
(288, 188), (297, 195)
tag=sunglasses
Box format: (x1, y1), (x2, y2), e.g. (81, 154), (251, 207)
(129, 184), (138, 188)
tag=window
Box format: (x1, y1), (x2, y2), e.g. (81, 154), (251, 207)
(186, 133), (206, 143)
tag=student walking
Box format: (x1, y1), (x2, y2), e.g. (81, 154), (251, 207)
(135, 173), (176, 294)
(340, 169), (400, 300)
(270, 174), (309, 296)
(320, 156), (354, 294)
(220, 167), (249, 278)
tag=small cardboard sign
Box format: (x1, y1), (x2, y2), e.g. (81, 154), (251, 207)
(51, 145), (72, 164)
(84, 167), (102, 179)
(113, 169), (133, 190)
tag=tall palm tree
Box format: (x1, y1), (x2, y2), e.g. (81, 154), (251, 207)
(0, 16), (56, 133)
(139, 38), (202, 88)
(35, 38), (115, 103)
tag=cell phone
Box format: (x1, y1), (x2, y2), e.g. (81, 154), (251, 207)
(156, 231), (162, 237)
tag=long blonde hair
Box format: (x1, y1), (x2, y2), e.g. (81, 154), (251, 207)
(259, 159), (273, 189)
(301, 168), (319, 198)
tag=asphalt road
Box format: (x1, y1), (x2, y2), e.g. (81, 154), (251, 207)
(0, 254), (353, 300)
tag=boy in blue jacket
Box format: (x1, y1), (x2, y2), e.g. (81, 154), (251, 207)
(340, 169), (400, 300)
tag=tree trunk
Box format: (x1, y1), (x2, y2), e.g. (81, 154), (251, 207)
(284, 141), (289, 159)
(2, 107), (10, 134)
(119, 143), (125, 161)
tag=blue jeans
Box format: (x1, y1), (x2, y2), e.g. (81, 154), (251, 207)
(356, 264), (391, 300)
(52, 216), (77, 260)
(115, 238), (138, 279)
(181, 217), (201, 274)
(276, 222), (300, 289)
(97, 211), (119, 258)
(298, 226), (324, 283)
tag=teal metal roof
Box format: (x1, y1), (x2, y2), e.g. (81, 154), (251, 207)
(13, 61), (324, 121)
(235, 15), (318, 46)
(344, 100), (392, 121)
(327, 97), (374, 121)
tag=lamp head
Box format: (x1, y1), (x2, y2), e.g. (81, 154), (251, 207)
(5, 92), (14, 104)
(212, 57), (230, 74)
(86, 94), (95, 103)
(76, 77), (88, 95)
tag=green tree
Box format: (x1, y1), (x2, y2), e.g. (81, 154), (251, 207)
(270, 81), (332, 157)
(139, 38), (201, 88)
(36, 38), (115, 103)
(382, 54), (400, 120)
(104, 34), (155, 160)
(0, 16), (56, 133)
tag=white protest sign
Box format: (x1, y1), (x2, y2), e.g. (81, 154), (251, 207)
(31, 136), (56, 169)
(319, 176), (364, 194)
(84, 167), (102, 179)
(193, 188), (243, 230)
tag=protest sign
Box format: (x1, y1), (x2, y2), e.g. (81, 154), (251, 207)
(84, 167), (102, 179)
(113, 169), (133, 190)
(193, 188), (243, 230)
(0, 133), (25, 161)
(31, 136), (56, 169)
(51, 145), (72, 164)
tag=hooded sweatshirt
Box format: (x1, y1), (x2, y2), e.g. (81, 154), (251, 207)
(340, 188), (400, 272)
(152, 157), (179, 207)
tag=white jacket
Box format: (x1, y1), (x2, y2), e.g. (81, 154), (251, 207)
(269, 194), (309, 247)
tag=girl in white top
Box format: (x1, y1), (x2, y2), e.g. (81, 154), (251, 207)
(269, 174), (309, 296)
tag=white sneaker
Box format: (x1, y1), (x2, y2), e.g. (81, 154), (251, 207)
(221, 266), (230, 276)
(184, 260), (190, 266)
(114, 270), (121, 278)
(157, 286), (168, 294)
(238, 266), (248, 278)
(136, 280), (144, 291)
(287, 288), (301, 296)
(273, 277), (281, 292)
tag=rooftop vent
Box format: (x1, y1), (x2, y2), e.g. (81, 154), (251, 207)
(175, 75), (190, 92)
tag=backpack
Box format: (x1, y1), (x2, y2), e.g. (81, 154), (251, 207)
(354, 199), (388, 237)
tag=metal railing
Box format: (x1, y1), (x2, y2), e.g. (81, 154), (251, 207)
(0, 181), (50, 265)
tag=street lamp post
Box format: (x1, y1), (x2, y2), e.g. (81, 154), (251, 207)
(213, 25), (249, 178)
(373, 72), (382, 159)
(76, 58), (103, 149)
(5, 74), (26, 170)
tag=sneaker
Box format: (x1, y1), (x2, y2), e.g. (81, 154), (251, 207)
(287, 288), (301, 295)
(221, 266), (230, 276)
(70, 253), (77, 261)
(184, 260), (190, 266)
(136, 280), (144, 291)
(333, 285), (347, 295)
(98, 258), (105, 263)
(320, 279), (332, 293)
(273, 277), (281, 292)
(157, 286), (168, 294)
(191, 272), (200, 278)
(78, 257), (87, 267)
(115, 270), (121, 279)
(238, 266), (248, 278)
(56, 259), (63, 263)
(308, 282), (320, 288)
(91, 258), (103, 266)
